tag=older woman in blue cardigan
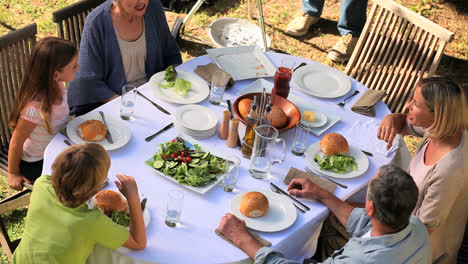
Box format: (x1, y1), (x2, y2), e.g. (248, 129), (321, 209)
(68, 0), (182, 116)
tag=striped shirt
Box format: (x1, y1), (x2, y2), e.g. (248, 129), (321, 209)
(20, 83), (69, 162)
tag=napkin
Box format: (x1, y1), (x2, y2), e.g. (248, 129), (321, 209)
(194, 63), (234, 89)
(284, 167), (337, 193)
(342, 119), (400, 157)
(351, 89), (387, 117)
(215, 228), (271, 249)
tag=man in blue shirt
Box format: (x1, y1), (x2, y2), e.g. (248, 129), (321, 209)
(218, 165), (430, 264)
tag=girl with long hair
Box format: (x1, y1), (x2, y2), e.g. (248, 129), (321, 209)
(8, 37), (78, 190)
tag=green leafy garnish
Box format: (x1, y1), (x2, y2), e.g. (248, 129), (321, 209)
(111, 210), (130, 227)
(164, 65), (177, 82)
(157, 81), (175, 88)
(314, 154), (357, 173)
(174, 78), (191, 96)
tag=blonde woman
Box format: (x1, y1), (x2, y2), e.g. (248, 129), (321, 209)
(378, 77), (468, 264)
(12, 144), (146, 263)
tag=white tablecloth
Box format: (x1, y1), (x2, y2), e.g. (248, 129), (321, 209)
(43, 53), (395, 264)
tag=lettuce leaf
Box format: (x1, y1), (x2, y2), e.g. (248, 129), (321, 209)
(174, 78), (191, 97)
(314, 154), (357, 173)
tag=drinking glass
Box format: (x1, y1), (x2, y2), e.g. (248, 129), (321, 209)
(209, 71), (227, 105)
(120, 85), (136, 120)
(165, 190), (184, 227)
(292, 121), (310, 156)
(249, 125), (286, 179)
(222, 156), (241, 192)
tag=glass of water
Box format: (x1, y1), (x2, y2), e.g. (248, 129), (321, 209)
(120, 85), (136, 120)
(209, 71), (227, 105)
(222, 155), (240, 192)
(292, 121), (310, 156)
(165, 190), (184, 227)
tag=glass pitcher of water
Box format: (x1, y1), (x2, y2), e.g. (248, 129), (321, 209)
(249, 125), (286, 179)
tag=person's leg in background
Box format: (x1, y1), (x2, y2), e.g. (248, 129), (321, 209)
(287, 0), (325, 37)
(328, 0), (368, 62)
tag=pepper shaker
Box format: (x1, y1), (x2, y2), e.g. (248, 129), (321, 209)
(226, 118), (239, 148)
(219, 110), (231, 140)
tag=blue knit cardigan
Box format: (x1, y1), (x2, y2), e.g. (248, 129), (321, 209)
(68, 0), (182, 115)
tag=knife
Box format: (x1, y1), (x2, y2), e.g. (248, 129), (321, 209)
(305, 166), (348, 189)
(145, 123), (174, 142)
(270, 183), (310, 211)
(99, 111), (113, 144)
(361, 150), (373, 157)
(136, 90), (171, 115)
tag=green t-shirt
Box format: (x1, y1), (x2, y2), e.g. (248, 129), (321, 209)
(11, 175), (130, 264)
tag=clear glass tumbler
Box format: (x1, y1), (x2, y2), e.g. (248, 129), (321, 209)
(291, 121), (310, 156)
(165, 190), (184, 227)
(222, 155), (241, 192)
(120, 85), (136, 120)
(209, 71), (227, 105)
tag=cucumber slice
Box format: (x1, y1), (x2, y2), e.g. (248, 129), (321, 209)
(191, 158), (200, 164)
(168, 161), (179, 169)
(202, 152), (210, 159)
(153, 160), (164, 169)
(191, 153), (203, 158)
(188, 163), (199, 168)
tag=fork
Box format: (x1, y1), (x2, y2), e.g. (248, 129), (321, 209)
(270, 184), (305, 213)
(337, 90), (359, 106)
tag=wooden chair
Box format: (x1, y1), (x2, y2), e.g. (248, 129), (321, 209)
(0, 23), (37, 260)
(345, 0), (454, 113)
(52, 0), (105, 47)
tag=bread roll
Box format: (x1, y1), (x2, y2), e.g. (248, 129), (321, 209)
(77, 120), (107, 142)
(238, 99), (253, 119)
(240, 192), (269, 218)
(95, 190), (128, 216)
(270, 106), (288, 128)
(320, 133), (349, 155)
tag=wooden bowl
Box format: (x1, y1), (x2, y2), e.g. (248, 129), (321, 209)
(233, 93), (301, 131)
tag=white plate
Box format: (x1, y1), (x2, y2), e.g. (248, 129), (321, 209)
(207, 46), (276, 81)
(174, 122), (217, 139)
(236, 78), (273, 96)
(301, 112), (327, 128)
(174, 105), (218, 131)
(293, 64), (351, 98)
(144, 134), (231, 194)
(149, 71), (209, 104)
(66, 112), (131, 151)
(305, 142), (369, 179)
(230, 190), (297, 232)
(88, 193), (151, 228)
(208, 18), (271, 50)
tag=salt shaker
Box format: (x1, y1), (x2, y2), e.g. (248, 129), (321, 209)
(219, 110), (231, 140)
(226, 118), (239, 148)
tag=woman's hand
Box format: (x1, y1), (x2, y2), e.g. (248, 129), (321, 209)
(115, 174), (139, 202)
(377, 113), (407, 149)
(8, 173), (31, 191)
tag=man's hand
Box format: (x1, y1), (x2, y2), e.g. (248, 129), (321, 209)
(377, 113), (407, 150)
(287, 178), (327, 200)
(8, 173), (31, 191)
(218, 213), (263, 259)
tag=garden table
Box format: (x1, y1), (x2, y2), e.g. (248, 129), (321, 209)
(42, 52), (398, 264)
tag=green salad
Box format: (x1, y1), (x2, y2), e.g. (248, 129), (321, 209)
(111, 210), (130, 227)
(146, 140), (227, 187)
(156, 66), (191, 96)
(314, 154), (357, 174)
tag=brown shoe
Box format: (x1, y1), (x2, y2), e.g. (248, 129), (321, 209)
(286, 12), (319, 37)
(327, 34), (359, 62)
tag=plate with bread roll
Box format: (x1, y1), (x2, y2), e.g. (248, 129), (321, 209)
(88, 190), (150, 228)
(230, 190), (297, 232)
(305, 133), (369, 179)
(66, 112), (131, 150)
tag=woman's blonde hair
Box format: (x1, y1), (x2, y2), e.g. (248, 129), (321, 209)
(417, 77), (468, 138)
(52, 143), (110, 208)
(9, 37), (77, 134)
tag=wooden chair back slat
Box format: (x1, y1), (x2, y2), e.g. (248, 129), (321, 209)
(52, 0), (106, 47)
(0, 23), (37, 158)
(345, 0), (454, 113)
